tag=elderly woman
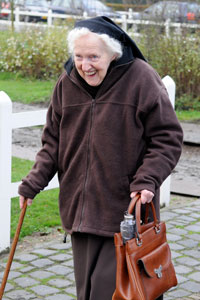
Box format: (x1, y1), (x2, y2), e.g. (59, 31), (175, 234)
(19, 16), (183, 300)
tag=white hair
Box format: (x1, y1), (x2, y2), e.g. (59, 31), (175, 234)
(67, 27), (123, 60)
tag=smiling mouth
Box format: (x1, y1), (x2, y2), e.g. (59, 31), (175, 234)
(85, 71), (96, 76)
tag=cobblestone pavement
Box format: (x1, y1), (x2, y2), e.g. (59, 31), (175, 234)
(0, 197), (200, 300)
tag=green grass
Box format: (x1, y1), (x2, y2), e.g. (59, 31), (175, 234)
(176, 110), (200, 122)
(12, 156), (34, 182)
(11, 156), (61, 238)
(0, 72), (56, 104)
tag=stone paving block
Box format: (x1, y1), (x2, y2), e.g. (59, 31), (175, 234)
(47, 265), (69, 275)
(166, 223), (173, 230)
(194, 265), (200, 271)
(50, 253), (72, 261)
(177, 239), (199, 248)
(160, 211), (178, 221)
(46, 294), (74, 300)
(185, 225), (200, 233)
(66, 272), (75, 282)
(63, 260), (74, 268)
(168, 243), (184, 251)
(175, 265), (193, 274)
(176, 274), (188, 284)
(189, 213), (200, 218)
(179, 215), (197, 222)
(15, 254), (38, 262)
(14, 276), (39, 287)
(30, 258), (54, 267)
(188, 271), (200, 282)
(65, 285), (77, 296)
(7, 271), (22, 279)
(31, 249), (57, 256)
(182, 249), (200, 258)
(5, 289), (35, 299)
(4, 282), (14, 292)
(30, 270), (55, 279)
(173, 209), (192, 214)
(189, 294), (200, 300)
(179, 281), (200, 293)
(169, 227), (188, 235)
(167, 288), (191, 298)
(171, 250), (182, 259)
(0, 261), (24, 270)
(19, 266), (35, 273)
(30, 284), (59, 296)
(176, 256), (200, 267)
(49, 243), (71, 250)
(167, 233), (182, 242)
(48, 278), (70, 288)
(190, 234), (200, 241)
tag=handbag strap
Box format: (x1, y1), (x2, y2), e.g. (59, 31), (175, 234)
(127, 194), (160, 244)
(127, 193), (141, 214)
(135, 200), (158, 235)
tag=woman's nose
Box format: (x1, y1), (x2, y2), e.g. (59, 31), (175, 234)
(81, 58), (91, 71)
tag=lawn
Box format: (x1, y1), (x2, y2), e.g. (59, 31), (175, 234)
(0, 72), (56, 104)
(11, 157), (61, 239)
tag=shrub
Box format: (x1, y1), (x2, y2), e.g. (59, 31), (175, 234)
(131, 28), (200, 110)
(0, 27), (71, 79)
(0, 26), (199, 110)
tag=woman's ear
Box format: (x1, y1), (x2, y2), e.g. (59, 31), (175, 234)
(111, 54), (117, 61)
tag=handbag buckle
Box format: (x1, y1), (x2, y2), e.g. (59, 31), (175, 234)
(154, 265), (163, 278)
(136, 237), (142, 246)
(154, 225), (161, 234)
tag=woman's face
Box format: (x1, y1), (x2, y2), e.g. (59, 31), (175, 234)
(73, 32), (116, 86)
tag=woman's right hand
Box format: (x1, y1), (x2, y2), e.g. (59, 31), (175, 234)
(19, 195), (33, 209)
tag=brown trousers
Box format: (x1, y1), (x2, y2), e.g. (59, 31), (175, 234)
(71, 232), (163, 300)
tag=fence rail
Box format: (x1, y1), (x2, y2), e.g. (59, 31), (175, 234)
(1, 7), (200, 36)
(0, 75), (175, 253)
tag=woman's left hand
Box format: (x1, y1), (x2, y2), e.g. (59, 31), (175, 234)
(130, 189), (154, 204)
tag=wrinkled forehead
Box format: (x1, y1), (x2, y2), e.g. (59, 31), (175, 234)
(74, 32), (107, 54)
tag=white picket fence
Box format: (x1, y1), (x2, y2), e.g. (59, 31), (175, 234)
(1, 7), (200, 37)
(0, 75), (175, 253)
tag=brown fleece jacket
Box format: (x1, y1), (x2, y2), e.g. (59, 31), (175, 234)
(18, 58), (183, 237)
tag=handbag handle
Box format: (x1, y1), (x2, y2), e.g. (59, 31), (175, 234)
(127, 194), (160, 245)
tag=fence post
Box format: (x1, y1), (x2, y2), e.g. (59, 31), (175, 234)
(164, 18), (170, 38)
(48, 9), (52, 27)
(121, 14), (127, 32)
(0, 92), (12, 253)
(160, 75), (176, 207)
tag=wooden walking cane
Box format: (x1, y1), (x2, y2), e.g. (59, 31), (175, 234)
(0, 199), (28, 300)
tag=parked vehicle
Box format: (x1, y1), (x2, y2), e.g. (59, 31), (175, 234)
(0, 0), (12, 19)
(17, 0), (49, 22)
(50, 0), (120, 19)
(0, 0), (49, 22)
(132, 1), (200, 23)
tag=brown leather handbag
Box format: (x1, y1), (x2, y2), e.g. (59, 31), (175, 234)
(112, 195), (177, 300)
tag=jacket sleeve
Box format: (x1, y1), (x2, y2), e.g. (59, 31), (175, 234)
(130, 86), (183, 195)
(18, 79), (62, 199)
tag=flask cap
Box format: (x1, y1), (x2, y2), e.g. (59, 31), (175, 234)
(124, 213), (134, 220)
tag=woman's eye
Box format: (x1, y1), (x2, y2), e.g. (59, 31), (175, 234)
(90, 55), (99, 61)
(75, 55), (82, 60)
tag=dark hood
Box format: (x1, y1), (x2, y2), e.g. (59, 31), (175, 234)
(64, 16), (146, 74)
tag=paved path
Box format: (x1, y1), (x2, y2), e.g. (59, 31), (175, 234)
(0, 197), (200, 300)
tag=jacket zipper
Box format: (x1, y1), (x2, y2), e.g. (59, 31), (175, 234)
(78, 98), (96, 231)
